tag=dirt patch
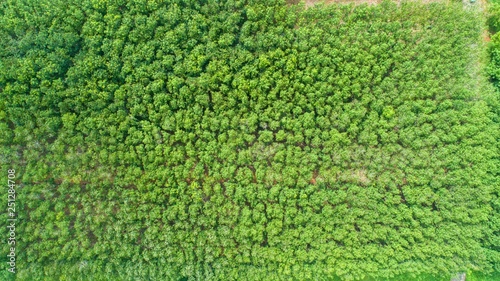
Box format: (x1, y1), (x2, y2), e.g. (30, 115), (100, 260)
(306, 0), (318, 7)
(484, 29), (491, 42)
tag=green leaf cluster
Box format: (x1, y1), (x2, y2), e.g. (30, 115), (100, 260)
(1, 0), (498, 280)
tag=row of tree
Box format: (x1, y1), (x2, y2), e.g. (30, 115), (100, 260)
(1, 0), (498, 280)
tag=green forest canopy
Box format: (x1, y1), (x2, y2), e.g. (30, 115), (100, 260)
(0, 0), (499, 280)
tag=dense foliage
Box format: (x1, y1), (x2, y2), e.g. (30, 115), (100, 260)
(1, 0), (498, 280)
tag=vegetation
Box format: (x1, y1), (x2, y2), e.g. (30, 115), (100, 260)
(0, 0), (498, 280)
